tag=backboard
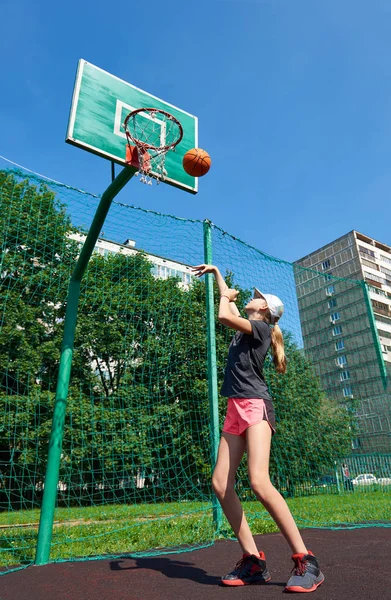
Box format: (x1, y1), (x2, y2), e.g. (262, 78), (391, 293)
(66, 60), (198, 194)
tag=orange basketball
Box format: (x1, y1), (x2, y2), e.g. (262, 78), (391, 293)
(183, 148), (211, 177)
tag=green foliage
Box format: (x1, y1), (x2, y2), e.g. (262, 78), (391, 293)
(0, 172), (79, 395)
(265, 335), (353, 495)
(0, 170), (354, 513)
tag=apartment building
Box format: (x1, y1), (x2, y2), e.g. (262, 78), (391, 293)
(294, 231), (391, 453)
(69, 233), (194, 286)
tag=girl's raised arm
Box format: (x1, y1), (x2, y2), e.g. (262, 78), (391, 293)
(191, 264), (241, 317)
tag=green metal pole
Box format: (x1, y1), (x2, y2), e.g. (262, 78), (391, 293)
(362, 281), (388, 391)
(203, 219), (223, 534)
(35, 166), (136, 566)
(334, 461), (341, 495)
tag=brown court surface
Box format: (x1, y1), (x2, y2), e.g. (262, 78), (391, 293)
(1, 527), (390, 600)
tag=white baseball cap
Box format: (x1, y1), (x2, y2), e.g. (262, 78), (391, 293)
(254, 288), (284, 324)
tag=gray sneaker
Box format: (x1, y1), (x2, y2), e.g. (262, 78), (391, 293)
(221, 552), (271, 586)
(285, 551), (324, 593)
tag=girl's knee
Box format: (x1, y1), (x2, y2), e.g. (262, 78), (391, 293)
(212, 474), (235, 498)
(250, 475), (273, 500)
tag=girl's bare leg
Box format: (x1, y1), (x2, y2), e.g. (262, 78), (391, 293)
(212, 432), (259, 555)
(246, 421), (307, 554)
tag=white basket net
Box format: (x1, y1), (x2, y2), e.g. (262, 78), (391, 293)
(123, 108), (183, 185)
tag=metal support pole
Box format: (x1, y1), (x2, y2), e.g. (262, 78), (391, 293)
(35, 166), (136, 565)
(334, 461), (341, 494)
(203, 219), (223, 534)
(362, 281), (388, 391)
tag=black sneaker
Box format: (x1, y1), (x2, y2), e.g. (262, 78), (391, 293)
(285, 551), (324, 593)
(221, 552), (271, 586)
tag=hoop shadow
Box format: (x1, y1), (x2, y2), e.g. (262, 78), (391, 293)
(110, 556), (220, 586)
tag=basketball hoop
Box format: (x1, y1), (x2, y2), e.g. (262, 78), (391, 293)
(123, 108), (183, 185)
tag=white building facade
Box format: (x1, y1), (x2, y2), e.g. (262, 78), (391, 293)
(294, 231), (391, 453)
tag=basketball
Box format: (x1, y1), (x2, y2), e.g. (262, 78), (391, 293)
(182, 148), (211, 177)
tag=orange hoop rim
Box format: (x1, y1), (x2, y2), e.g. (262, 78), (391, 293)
(123, 107), (184, 152)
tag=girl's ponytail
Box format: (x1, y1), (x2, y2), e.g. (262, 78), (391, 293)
(270, 322), (286, 374)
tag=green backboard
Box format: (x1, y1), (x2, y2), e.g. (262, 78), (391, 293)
(66, 60), (198, 193)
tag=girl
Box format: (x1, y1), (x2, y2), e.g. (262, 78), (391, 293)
(191, 264), (324, 593)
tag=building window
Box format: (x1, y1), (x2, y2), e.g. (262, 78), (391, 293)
(321, 260), (331, 270)
(372, 300), (389, 313)
(378, 329), (391, 340)
(155, 266), (192, 283)
(368, 285), (388, 297)
(337, 355), (347, 365)
(361, 258), (379, 270)
(364, 271), (385, 285)
(376, 317), (391, 331)
(343, 385), (353, 397)
(158, 266), (169, 279)
(335, 340), (345, 350)
(326, 285), (335, 296)
(359, 245), (375, 258)
(381, 255), (391, 266)
(332, 325), (342, 336)
(330, 312), (340, 322)
(328, 298), (337, 308)
(340, 370), (350, 381)
(380, 266), (391, 277)
(351, 438), (361, 450)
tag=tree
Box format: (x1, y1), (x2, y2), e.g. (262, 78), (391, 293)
(64, 255), (215, 501)
(265, 335), (353, 496)
(0, 171), (79, 394)
(0, 172), (354, 507)
(0, 172), (81, 507)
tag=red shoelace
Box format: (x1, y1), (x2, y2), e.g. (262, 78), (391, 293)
(292, 557), (308, 576)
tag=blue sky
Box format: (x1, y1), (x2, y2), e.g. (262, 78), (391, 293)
(1, 0), (391, 262)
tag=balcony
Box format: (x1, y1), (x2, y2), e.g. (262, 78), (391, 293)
(372, 306), (391, 318)
(359, 250), (377, 263)
(365, 277), (382, 289)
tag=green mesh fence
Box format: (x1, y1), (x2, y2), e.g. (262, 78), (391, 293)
(294, 264), (391, 453)
(0, 158), (390, 576)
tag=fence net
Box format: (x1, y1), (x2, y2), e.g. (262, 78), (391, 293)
(1, 159), (390, 575)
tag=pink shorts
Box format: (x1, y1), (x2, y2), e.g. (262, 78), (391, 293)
(222, 397), (276, 438)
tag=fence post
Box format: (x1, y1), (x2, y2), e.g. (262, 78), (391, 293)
(334, 461), (341, 494)
(203, 219), (223, 534)
(362, 281), (387, 390)
(35, 166), (136, 565)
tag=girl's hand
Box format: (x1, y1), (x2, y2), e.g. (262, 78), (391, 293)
(221, 288), (239, 302)
(191, 264), (217, 277)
